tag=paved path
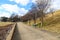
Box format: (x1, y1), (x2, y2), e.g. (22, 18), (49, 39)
(12, 22), (60, 40)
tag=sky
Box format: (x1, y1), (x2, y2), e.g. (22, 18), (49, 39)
(0, 0), (60, 17)
(47, 0), (60, 12)
(0, 0), (36, 17)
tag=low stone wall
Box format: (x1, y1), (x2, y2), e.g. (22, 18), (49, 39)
(6, 24), (16, 40)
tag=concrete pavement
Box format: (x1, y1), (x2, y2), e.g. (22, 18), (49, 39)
(12, 22), (60, 40)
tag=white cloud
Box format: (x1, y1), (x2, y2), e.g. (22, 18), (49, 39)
(1, 4), (20, 13)
(32, 0), (36, 3)
(46, 0), (60, 13)
(9, 0), (30, 6)
(19, 8), (28, 16)
(0, 4), (28, 17)
(0, 12), (10, 17)
(50, 0), (60, 10)
(9, 0), (13, 1)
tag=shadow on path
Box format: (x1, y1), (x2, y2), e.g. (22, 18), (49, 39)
(11, 24), (21, 40)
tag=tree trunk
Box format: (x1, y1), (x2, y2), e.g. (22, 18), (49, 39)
(34, 19), (36, 24)
(28, 20), (31, 26)
(52, 12), (54, 19)
(41, 16), (43, 27)
(39, 11), (44, 27)
(34, 13), (37, 25)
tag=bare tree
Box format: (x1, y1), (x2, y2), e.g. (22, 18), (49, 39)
(35, 0), (51, 27)
(31, 5), (38, 25)
(10, 13), (20, 22)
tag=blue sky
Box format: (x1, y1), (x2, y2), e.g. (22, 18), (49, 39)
(0, 0), (60, 17)
(0, 0), (36, 17)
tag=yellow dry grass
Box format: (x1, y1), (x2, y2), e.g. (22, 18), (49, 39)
(26, 10), (60, 33)
(42, 24), (60, 34)
(0, 22), (14, 27)
(41, 10), (60, 33)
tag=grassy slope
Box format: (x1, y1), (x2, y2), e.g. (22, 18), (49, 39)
(26, 10), (60, 33)
(41, 10), (60, 33)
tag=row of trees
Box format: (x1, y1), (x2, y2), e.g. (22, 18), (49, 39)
(0, 0), (54, 27)
(1, 14), (21, 22)
(21, 0), (53, 27)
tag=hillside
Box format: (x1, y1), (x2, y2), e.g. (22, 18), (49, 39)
(41, 10), (60, 34)
(25, 10), (60, 34)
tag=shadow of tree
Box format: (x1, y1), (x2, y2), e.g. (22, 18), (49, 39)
(11, 23), (21, 40)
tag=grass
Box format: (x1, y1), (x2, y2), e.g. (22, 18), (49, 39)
(26, 10), (60, 34)
(42, 24), (60, 34)
(0, 22), (15, 40)
(0, 22), (14, 27)
(40, 10), (60, 34)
